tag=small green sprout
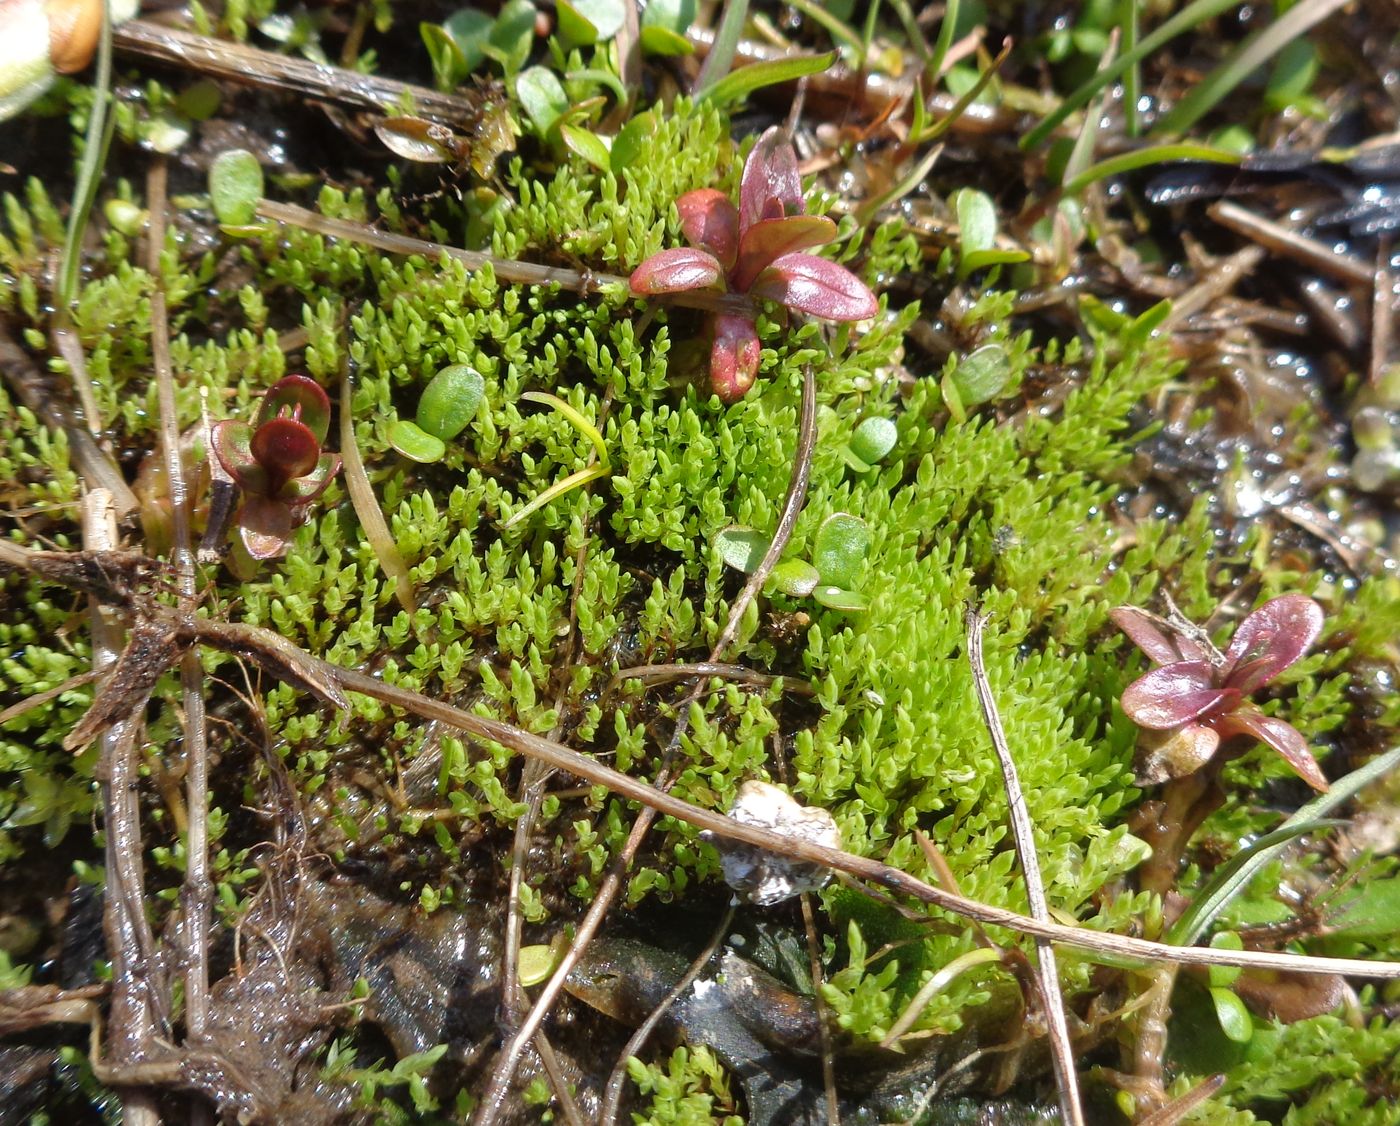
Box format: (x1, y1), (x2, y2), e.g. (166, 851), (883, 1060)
(943, 343), (1011, 423)
(208, 148), (265, 231)
(839, 415), (898, 472)
(387, 364), (486, 464)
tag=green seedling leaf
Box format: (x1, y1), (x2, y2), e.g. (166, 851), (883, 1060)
(416, 364), (484, 440)
(209, 149), (263, 226)
(849, 416), (898, 465)
(1325, 876), (1400, 941)
(813, 585), (868, 613)
(812, 513), (870, 590)
(1209, 987), (1254, 1044)
(641, 0), (696, 35)
(518, 944), (557, 987)
(516, 67), (569, 136)
(557, 0), (625, 45)
(1206, 932), (1243, 989)
(697, 50), (837, 108)
(953, 188), (997, 256)
(1265, 38), (1318, 111)
(715, 526), (770, 573)
(639, 24), (693, 55)
(176, 80), (221, 121)
(444, 7), (496, 71)
(1063, 144), (1239, 196)
(768, 558), (820, 598)
(947, 343), (1011, 410)
(485, 0), (537, 75)
(961, 248), (1029, 273)
(560, 124), (611, 171)
(610, 113), (656, 173)
(422, 22), (470, 89)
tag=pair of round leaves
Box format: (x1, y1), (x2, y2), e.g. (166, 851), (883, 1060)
(387, 365), (486, 463)
(716, 512), (872, 613)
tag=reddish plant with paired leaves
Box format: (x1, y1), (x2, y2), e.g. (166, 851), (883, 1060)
(629, 126), (878, 402)
(1111, 594), (1328, 792)
(212, 375), (342, 560)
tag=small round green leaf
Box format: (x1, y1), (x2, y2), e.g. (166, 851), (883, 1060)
(953, 188), (997, 256)
(443, 7), (495, 71)
(416, 365), (485, 440)
(560, 124), (611, 171)
(1209, 987), (1254, 1044)
(768, 559), (820, 598)
(387, 420), (447, 463)
(715, 526), (771, 573)
(557, 0), (625, 44)
(812, 512), (870, 590)
(849, 416), (897, 464)
(515, 66), (569, 136)
(209, 149), (263, 226)
(948, 343), (1011, 409)
(610, 113), (656, 173)
(1207, 932), (1244, 989)
(518, 944), (557, 987)
(813, 585), (868, 613)
(640, 0), (695, 34)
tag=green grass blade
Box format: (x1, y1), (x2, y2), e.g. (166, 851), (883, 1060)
(1120, 0), (1140, 137)
(59, 0), (117, 308)
(1062, 142), (1239, 196)
(1167, 742), (1400, 947)
(1021, 0), (1239, 150)
(1152, 0), (1348, 137)
(693, 0), (750, 96)
(697, 50), (837, 107)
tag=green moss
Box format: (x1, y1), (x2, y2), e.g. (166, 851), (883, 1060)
(3, 80), (1399, 1124)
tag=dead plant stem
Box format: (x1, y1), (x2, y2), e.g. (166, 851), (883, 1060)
(146, 158), (213, 1062)
(966, 608), (1083, 1126)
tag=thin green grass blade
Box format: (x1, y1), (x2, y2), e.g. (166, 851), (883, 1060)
(1062, 29), (1120, 190)
(693, 0), (750, 96)
(697, 50), (837, 107)
(1062, 142), (1239, 196)
(1120, 0), (1140, 137)
(59, 0), (117, 308)
(1152, 0), (1348, 137)
(1022, 0), (1239, 150)
(1167, 742), (1400, 947)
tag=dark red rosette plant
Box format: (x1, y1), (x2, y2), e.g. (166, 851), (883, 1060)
(212, 375), (342, 561)
(629, 126), (879, 402)
(1111, 594), (1328, 792)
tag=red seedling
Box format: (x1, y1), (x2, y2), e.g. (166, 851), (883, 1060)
(629, 127), (878, 402)
(1111, 594), (1328, 792)
(212, 375), (342, 560)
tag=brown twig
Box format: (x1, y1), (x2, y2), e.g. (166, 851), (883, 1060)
(966, 607), (1083, 1126)
(253, 199), (757, 318)
(598, 904), (736, 1125)
(113, 19), (493, 129)
(146, 161), (213, 1120)
(83, 491), (163, 1126)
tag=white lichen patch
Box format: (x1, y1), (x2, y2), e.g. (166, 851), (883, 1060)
(707, 780), (840, 906)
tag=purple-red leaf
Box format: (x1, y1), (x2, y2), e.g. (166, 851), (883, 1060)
(731, 214), (837, 291)
(251, 416), (322, 496)
(739, 126), (804, 232)
(629, 247), (724, 295)
(211, 419), (259, 488)
(255, 375), (332, 444)
(749, 253), (878, 321)
(1214, 708), (1328, 792)
(1223, 594), (1324, 695)
(238, 494), (294, 559)
(1110, 606), (1184, 666)
(677, 189), (740, 271)
(709, 313), (762, 403)
(279, 453), (342, 504)
(1121, 661), (1236, 729)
